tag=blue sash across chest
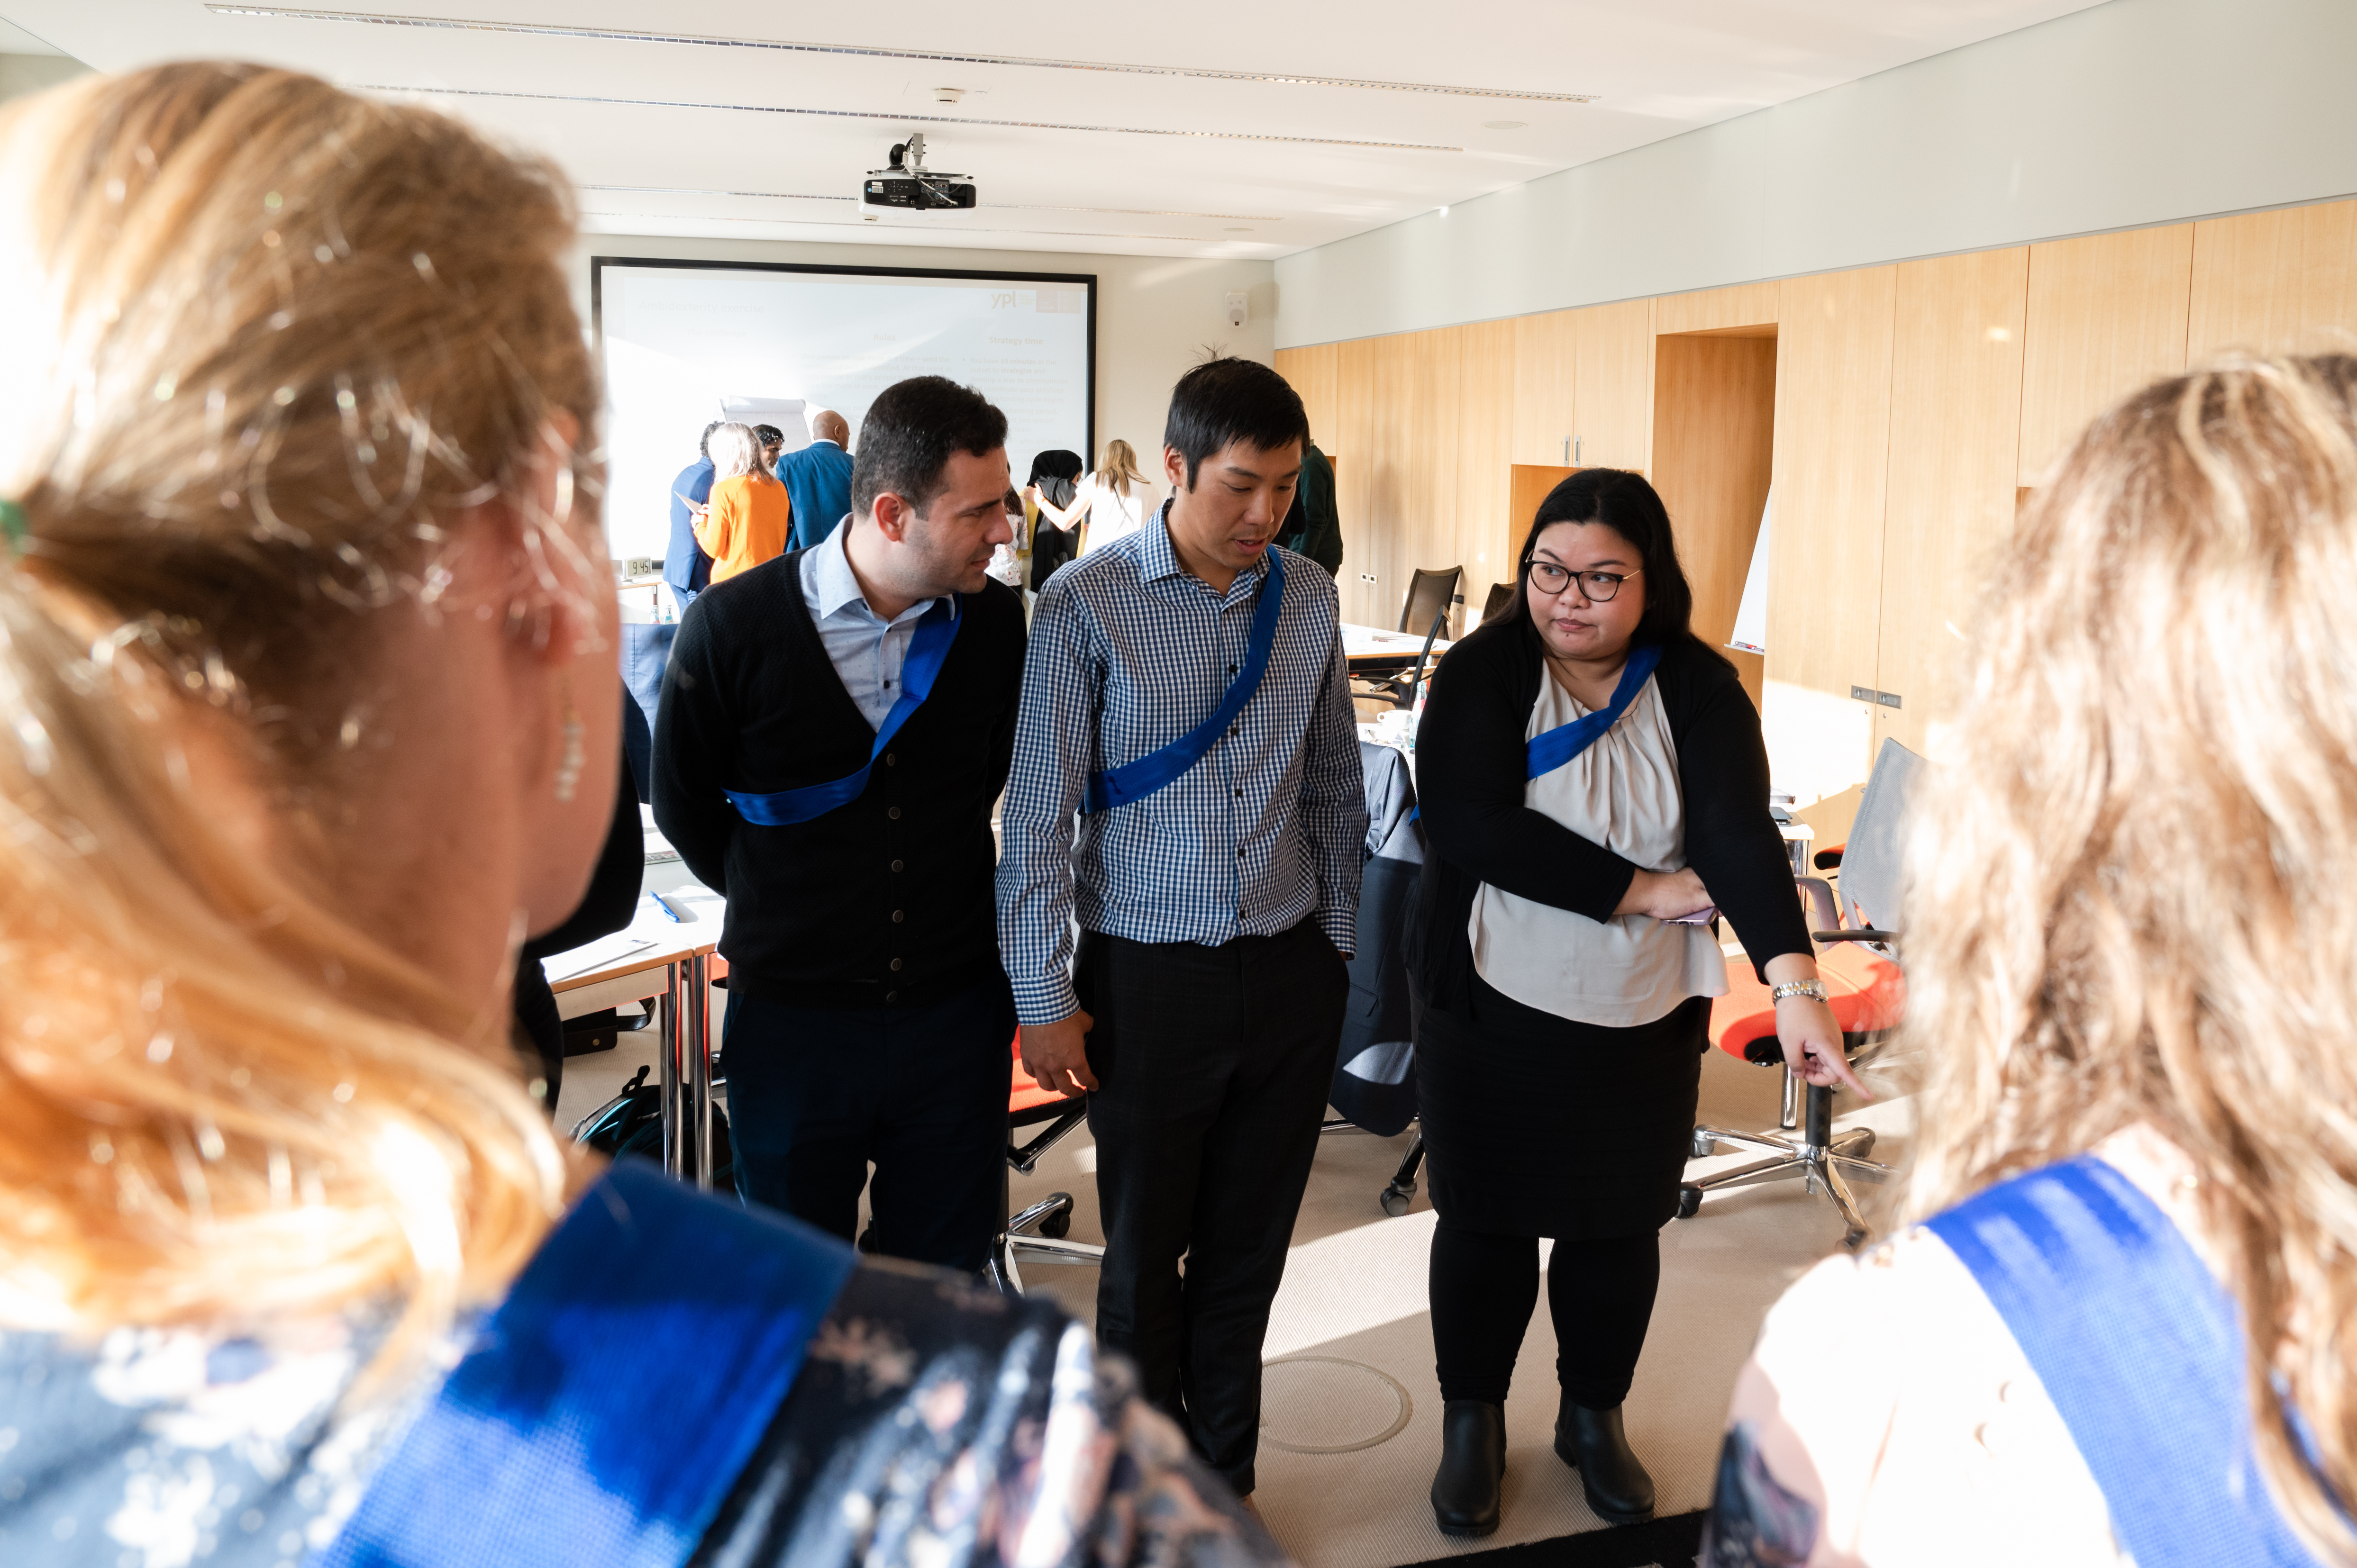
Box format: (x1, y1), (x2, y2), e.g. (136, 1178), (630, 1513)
(1526, 642), (1662, 779)
(1926, 1155), (2328, 1568)
(728, 594), (961, 826)
(1084, 548), (1286, 815)
(320, 1161), (854, 1568)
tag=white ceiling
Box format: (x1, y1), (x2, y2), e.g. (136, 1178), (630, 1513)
(2, 0), (2110, 260)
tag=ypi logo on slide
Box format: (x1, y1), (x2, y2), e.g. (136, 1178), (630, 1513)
(990, 291), (1019, 309)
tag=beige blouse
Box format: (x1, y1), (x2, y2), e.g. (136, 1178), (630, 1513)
(1467, 666), (1726, 1026)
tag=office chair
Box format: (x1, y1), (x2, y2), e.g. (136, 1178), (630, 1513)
(1678, 740), (1921, 1247)
(988, 1036), (1104, 1294)
(1357, 564), (1463, 709)
(1480, 580), (1514, 626)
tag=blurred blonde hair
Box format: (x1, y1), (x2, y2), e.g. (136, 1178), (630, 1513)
(1902, 352), (2357, 1561)
(709, 422), (766, 483)
(1099, 437), (1145, 497)
(0, 64), (599, 1369)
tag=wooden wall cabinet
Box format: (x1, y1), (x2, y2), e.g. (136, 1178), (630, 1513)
(1875, 247), (2029, 758)
(1511, 309), (1579, 466)
(2187, 198), (2357, 361)
(1569, 299), (1656, 471)
(2017, 225), (2193, 484)
(1761, 265), (1898, 841)
(1650, 330), (1776, 707)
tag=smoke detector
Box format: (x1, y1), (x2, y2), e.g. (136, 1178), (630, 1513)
(933, 87), (965, 105)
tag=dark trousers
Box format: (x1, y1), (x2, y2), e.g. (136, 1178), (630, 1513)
(722, 973), (1014, 1272)
(1079, 916), (1348, 1496)
(1428, 1222), (1662, 1409)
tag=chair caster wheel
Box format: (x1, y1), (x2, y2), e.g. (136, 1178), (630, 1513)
(1675, 1186), (1703, 1220)
(1849, 1129), (1877, 1157)
(1690, 1129), (1720, 1159)
(1843, 1227), (1870, 1251)
(1039, 1206), (1073, 1240)
(1380, 1184), (1414, 1217)
(856, 1222), (879, 1255)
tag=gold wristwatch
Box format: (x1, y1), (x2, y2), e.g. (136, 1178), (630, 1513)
(1771, 979), (1829, 1004)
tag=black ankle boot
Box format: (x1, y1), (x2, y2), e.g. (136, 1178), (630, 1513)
(1430, 1400), (1506, 1537)
(1554, 1398), (1655, 1523)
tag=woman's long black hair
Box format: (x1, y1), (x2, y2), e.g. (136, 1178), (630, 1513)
(1026, 448), (1085, 509)
(1490, 468), (1728, 667)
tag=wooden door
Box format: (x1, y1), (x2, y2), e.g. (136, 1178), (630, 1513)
(2018, 225), (2194, 484)
(1274, 342), (1341, 450)
(1764, 265), (1899, 844)
(2187, 199), (2357, 360)
(1654, 281), (1780, 337)
(1333, 337), (1380, 626)
(1875, 247), (2029, 759)
(1650, 331), (1777, 707)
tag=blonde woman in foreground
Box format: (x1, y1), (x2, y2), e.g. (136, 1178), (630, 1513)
(1702, 355), (2357, 1568)
(0, 63), (1277, 1568)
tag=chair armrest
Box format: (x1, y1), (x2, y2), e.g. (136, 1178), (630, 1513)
(1812, 928), (1900, 944)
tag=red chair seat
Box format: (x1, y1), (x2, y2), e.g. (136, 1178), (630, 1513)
(1710, 943), (1905, 1065)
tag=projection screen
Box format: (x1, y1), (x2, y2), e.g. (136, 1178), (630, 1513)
(592, 258), (1096, 563)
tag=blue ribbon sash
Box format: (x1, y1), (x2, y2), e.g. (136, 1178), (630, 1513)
(1926, 1156), (2326, 1568)
(728, 595), (961, 826)
(320, 1161), (855, 1568)
(1525, 642), (1663, 779)
(1085, 549), (1286, 815)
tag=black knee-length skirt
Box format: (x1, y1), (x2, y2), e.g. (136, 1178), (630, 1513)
(1416, 974), (1710, 1239)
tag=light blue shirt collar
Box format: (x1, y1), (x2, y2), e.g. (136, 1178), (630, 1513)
(803, 518), (943, 628)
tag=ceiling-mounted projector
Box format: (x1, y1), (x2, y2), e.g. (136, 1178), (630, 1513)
(860, 133), (976, 217)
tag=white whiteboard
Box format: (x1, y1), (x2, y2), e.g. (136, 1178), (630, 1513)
(596, 261), (1094, 560)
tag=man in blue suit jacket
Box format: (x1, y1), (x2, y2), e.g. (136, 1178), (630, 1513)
(782, 409), (855, 551)
(623, 421), (721, 798)
(664, 421), (721, 608)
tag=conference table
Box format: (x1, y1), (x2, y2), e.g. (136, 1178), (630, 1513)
(1342, 620), (1452, 680)
(545, 882), (723, 1187)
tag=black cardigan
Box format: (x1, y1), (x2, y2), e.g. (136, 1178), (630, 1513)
(651, 550), (1027, 1008)
(1409, 619), (1809, 1016)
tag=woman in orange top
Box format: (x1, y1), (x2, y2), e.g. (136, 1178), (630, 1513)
(694, 421), (793, 581)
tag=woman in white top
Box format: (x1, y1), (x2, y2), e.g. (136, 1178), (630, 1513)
(1037, 437), (1156, 556)
(1410, 471), (1860, 1540)
(1703, 357), (2357, 1568)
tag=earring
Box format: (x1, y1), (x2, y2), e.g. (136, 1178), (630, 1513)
(553, 687), (585, 804)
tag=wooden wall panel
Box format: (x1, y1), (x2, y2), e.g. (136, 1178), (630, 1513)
(1455, 319), (1518, 623)
(1875, 247), (2029, 758)
(1765, 265), (1898, 832)
(1361, 336), (1416, 630)
(2018, 225), (2194, 483)
(1332, 338), (1379, 626)
(1655, 281), (1781, 337)
(2187, 199), (2357, 361)
(1402, 329), (1463, 629)
(1512, 309), (1578, 465)
(1570, 299), (1656, 471)
(1650, 334), (1777, 708)
(1274, 342), (1341, 450)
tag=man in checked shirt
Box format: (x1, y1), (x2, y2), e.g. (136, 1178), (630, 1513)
(996, 357), (1367, 1502)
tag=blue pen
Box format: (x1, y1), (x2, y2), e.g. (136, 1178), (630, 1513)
(649, 892), (685, 923)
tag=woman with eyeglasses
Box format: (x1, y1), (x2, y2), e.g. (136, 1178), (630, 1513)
(1408, 470), (1863, 1538)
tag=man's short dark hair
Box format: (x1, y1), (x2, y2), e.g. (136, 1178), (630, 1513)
(698, 420), (723, 462)
(1164, 356), (1309, 488)
(851, 377), (1010, 519)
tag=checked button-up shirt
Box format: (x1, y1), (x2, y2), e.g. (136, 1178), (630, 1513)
(996, 505), (1367, 1026)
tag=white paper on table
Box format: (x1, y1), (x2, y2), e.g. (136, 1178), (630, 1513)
(541, 932), (658, 984)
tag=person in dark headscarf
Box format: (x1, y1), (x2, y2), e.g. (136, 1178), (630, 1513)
(1024, 447), (1086, 592)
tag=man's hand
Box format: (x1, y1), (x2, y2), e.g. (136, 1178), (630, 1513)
(1019, 1010), (1098, 1096)
(1614, 867), (1711, 921)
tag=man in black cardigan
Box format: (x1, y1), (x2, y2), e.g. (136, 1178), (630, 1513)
(652, 377), (1024, 1271)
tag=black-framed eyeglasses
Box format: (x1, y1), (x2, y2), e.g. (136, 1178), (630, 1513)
(1528, 562), (1641, 602)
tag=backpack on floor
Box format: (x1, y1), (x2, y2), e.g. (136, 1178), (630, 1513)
(572, 1062), (737, 1193)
